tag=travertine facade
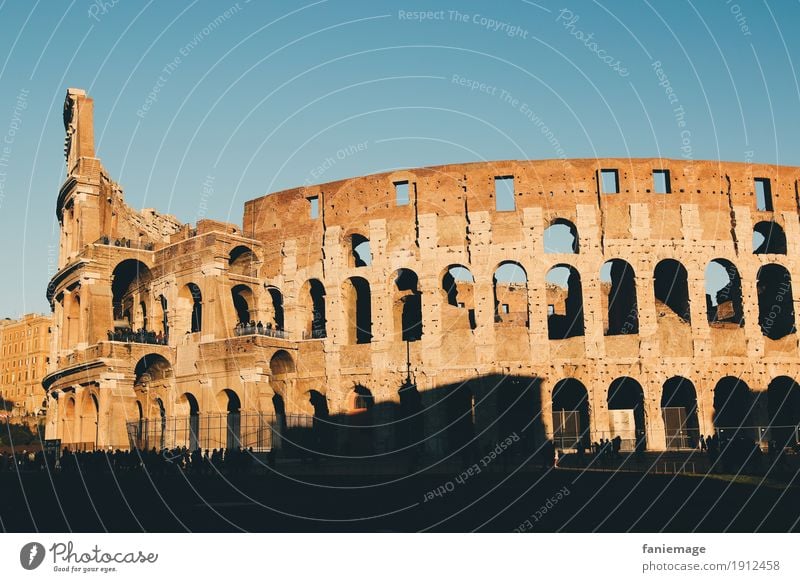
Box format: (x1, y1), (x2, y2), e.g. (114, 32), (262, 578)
(0, 313), (51, 418)
(44, 88), (800, 454)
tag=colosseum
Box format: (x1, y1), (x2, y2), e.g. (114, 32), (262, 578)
(43, 88), (800, 459)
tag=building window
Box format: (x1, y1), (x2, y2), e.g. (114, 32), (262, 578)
(653, 169), (671, 193)
(600, 169), (619, 194)
(495, 176), (515, 211)
(308, 196), (319, 219)
(394, 181), (410, 206)
(755, 178), (773, 211)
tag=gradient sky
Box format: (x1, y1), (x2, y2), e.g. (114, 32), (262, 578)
(0, 0), (798, 317)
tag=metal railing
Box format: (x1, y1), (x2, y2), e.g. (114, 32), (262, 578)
(106, 328), (168, 345)
(95, 236), (155, 251)
(233, 324), (288, 339)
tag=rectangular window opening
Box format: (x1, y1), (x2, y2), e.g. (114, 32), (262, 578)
(755, 178), (773, 211)
(495, 176), (515, 211)
(653, 169), (671, 194)
(308, 196), (319, 219)
(600, 169), (619, 194)
(394, 181), (410, 206)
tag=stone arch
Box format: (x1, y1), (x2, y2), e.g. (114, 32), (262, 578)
(441, 264), (476, 330)
(111, 259), (152, 328)
(601, 259), (639, 335)
(264, 286), (285, 331)
(78, 390), (99, 446)
(342, 276), (372, 344)
(713, 376), (755, 440)
(705, 259), (744, 326)
(543, 218), (579, 254)
(269, 349), (295, 403)
(661, 376), (700, 449)
(757, 263), (796, 340)
(493, 261), (529, 327)
(133, 353), (172, 388)
(216, 388), (242, 450)
(607, 377), (646, 451)
(552, 378), (590, 448)
(345, 384), (374, 455)
(229, 245), (257, 276)
(545, 264), (584, 339)
(346, 232), (372, 268)
(392, 269), (422, 341)
(301, 279), (326, 339)
(177, 392), (200, 451)
(753, 221), (786, 255)
(231, 284), (254, 325)
(654, 259), (691, 323)
(178, 283), (203, 333)
(767, 376), (800, 448)
(62, 395), (76, 445)
(66, 293), (81, 347)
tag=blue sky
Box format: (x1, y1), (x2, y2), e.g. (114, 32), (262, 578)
(0, 0), (798, 317)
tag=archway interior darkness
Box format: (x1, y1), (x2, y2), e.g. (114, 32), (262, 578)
(231, 284), (253, 325)
(543, 219), (579, 254)
(705, 260), (744, 326)
(222, 389), (242, 450)
(551, 379), (589, 448)
(661, 376), (699, 449)
(344, 277), (372, 344)
(307, 279), (327, 338)
(266, 287), (285, 330)
(111, 259), (152, 327)
(442, 265), (476, 329)
(607, 377), (646, 450)
(601, 259), (639, 335)
(394, 269), (422, 341)
(493, 262), (529, 326)
(346, 385), (375, 455)
(653, 259), (691, 322)
(713, 377), (754, 439)
(447, 383), (476, 453)
(545, 265), (584, 339)
(753, 221), (787, 255)
(182, 283), (203, 333)
(767, 377), (800, 447)
(757, 264), (795, 339)
(497, 377), (541, 450)
(183, 392), (200, 451)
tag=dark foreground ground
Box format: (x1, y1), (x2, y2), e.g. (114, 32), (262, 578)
(1, 458), (797, 532)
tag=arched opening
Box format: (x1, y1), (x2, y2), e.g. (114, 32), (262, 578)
(757, 263), (796, 339)
(654, 259), (691, 323)
(231, 284), (254, 326)
(753, 221), (787, 255)
(348, 233), (372, 268)
(346, 385), (375, 455)
(159, 295), (169, 342)
(714, 376), (755, 441)
(442, 265), (476, 329)
(661, 376), (700, 449)
(78, 392), (99, 447)
(496, 376), (541, 454)
(62, 397), (76, 445)
(607, 377), (646, 451)
(155, 397), (166, 450)
(552, 379), (590, 449)
(133, 353), (172, 387)
(178, 283), (203, 333)
(543, 219), (579, 254)
(393, 269), (422, 341)
(601, 259), (639, 335)
(265, 286), (285, 332)
(546, 265), (584, 339)
(135, 400), (144, 449)
(66, 293), (81, 347)
(302, 279), (326, 339)
(218, 389), (241, 450)
(767, 376), (800, 449)
(180, 392), (200, 451)
(111, 259), (152, 328)
(229, 245), (257, 276)
(343, 277), (372, 344)
(270, 349), (295, 377)
(705, 259), (744, 326)
(493, 261), (529, 327)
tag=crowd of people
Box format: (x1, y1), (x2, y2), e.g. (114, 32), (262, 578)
(0, 446), (271, 476)
(107, 327), (167, 345)
(233, 320), (286, 338)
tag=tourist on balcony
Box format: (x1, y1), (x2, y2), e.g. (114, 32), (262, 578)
(256, 321), (263, 334)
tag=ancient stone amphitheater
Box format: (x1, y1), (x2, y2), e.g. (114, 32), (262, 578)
(43, 88), (800, 458)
